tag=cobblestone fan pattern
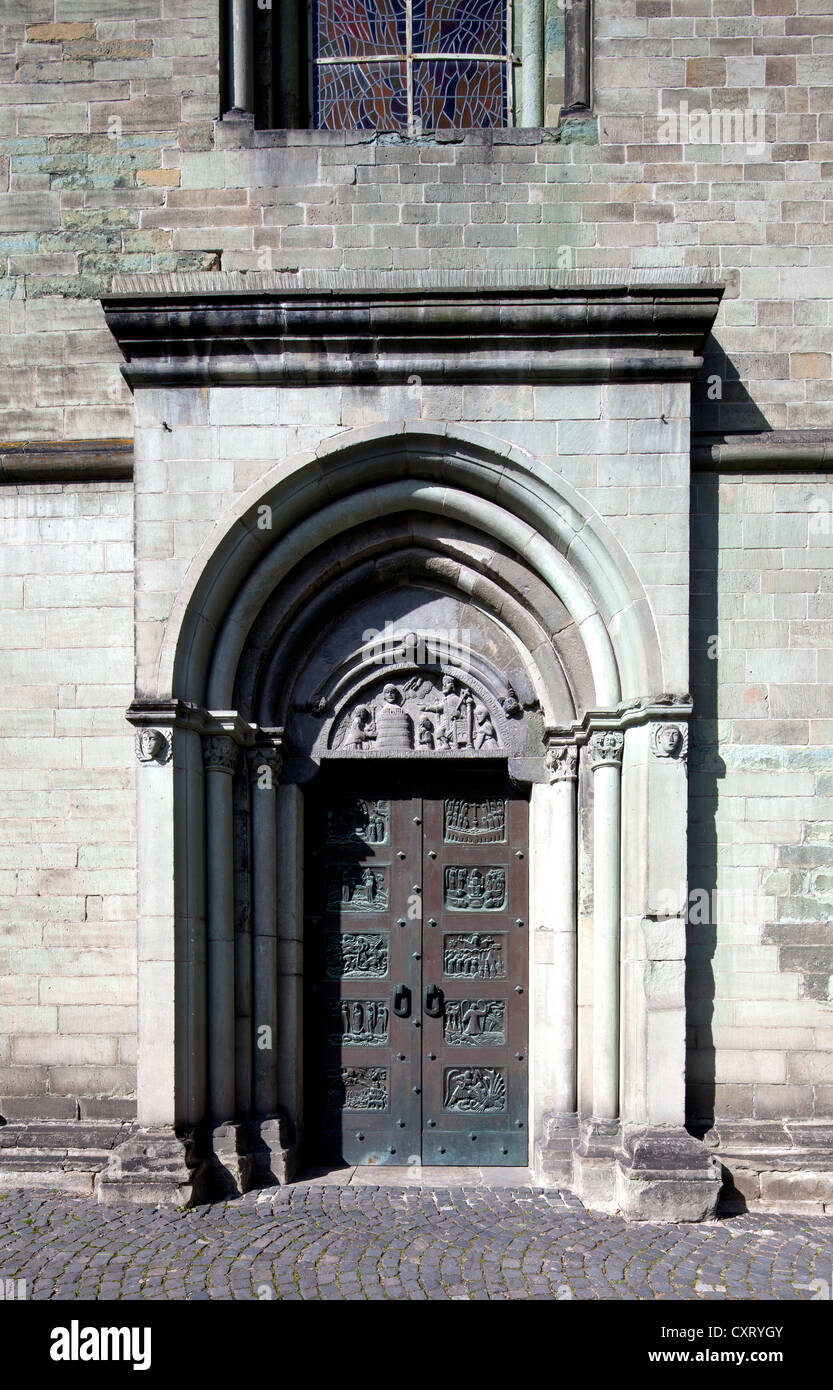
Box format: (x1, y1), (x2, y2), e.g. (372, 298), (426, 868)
(0, 1186), (831, 1300)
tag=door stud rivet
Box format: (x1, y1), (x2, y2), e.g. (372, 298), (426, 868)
(428, 918), (437, 927)
(515, 850), (524, 859)
(356, 1133), (365, 1141)
(389, 1147), (396, 1153)
(428, 850), (436, 859)
(396, 918), (406, 926)
(428, 1052), (436, 1060)
(412, 885), (421, 893)
(470, 1133), (477, 1141)
(515, 985), (523, 993)
(413, 951), (421, 960)
(515, 918), (524, 927)
(397, 1120), (405, 1128)
(413, 1086), (421, 1094)
(515, 1052), (523, 1060)
(427, 1119), (436, 1127)
(439, 1147), (446, 1154)
(397, 1053), (406, 1061)
(413, 816), (422, 824)
(414, 1020), (421, 1028)
(397, 852), (406, 859)
(515, 1121), (523, 1129)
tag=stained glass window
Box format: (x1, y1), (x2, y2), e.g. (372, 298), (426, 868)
(312, 0), (511, 132)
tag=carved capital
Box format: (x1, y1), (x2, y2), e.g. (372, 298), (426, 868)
(587, 730), (624, 771)
(247, 744), (283, 786)
(135, 728), (171, 765)
(546, 743), (579, 783)
(202, 734), (239, 775)
(651, 722), (688, 761)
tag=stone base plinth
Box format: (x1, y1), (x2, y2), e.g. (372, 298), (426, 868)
(571, 1117), (620, 1212)
(614, 1128), (722, 1222)
(570, 1120), (722, 1221)
(534, 1111), (580, 1185)
(96, 1117), (296, 1205)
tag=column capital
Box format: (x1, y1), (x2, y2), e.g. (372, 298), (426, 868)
(247, 743), (283, 785)
(587, 730), (624, 771)
(202, 734), (239, 776)
(545, 743), (579, 783)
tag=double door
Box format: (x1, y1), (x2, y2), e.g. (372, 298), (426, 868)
(304, 769), (529, 1166)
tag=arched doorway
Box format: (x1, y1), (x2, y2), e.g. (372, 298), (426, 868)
(116, 425), (717, 1218)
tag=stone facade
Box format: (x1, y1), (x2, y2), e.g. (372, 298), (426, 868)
(0, 0), (831, 1218)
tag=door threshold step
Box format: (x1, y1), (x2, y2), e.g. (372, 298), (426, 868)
(293, 1164), (540, 1187)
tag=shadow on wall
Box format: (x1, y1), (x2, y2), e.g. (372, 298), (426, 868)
(692, 334), (772, 438)
(686, 469), (725, 1139)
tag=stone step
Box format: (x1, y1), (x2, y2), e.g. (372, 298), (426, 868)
(0, 1122), (134, 1196)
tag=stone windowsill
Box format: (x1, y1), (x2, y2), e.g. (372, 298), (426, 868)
(214, 112), (599, 151)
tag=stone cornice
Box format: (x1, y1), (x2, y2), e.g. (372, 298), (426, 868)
(692, 430), (833, 471)
(0, 438), (133, 483)
(102, 270), (724, 388)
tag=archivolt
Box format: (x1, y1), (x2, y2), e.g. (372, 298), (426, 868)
(160, 425), (662, 713)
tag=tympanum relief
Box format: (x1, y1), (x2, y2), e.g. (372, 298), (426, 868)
(332, 675), (501, 753)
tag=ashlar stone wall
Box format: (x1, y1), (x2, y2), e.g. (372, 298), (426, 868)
(0, 481), (136, 1117)
(689, 470), (833, 1128)
(0, 0), (829, 440)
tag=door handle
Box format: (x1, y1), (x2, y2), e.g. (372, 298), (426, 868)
(393, 984), (411, 1018)
(424, 984), (444, 1018)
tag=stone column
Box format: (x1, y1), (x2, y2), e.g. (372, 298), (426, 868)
(133, 724), (178, 1129)
(203, 733), (239, 1125)
(520, 0), (545, 126)
(249, 742), (283, 1117)
(562, 0), (592, 116)
(545, 743), (579, 1114)
(226, 0), (254, 113)
(587, 730), (624, 1122)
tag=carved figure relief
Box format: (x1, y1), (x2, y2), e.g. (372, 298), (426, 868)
(135, 728), (171, 765)
(326, 797), (389, 845)
(324, 933), (389, 979)
(326, 865), (389, 912)
(651, 722), (689, 761)
(443, 1066), (507, 1113)
(444, 866), (506, 911)
(444, 798), (506, 844)
(332, 674), (500, 753)
(443, 933), (506, 980)
(327, 1066), (389, 1111)
(328, 999), (389, 1046)
(443, 999), (506, 1047)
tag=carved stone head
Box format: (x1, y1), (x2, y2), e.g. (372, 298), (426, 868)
(136, 728), (168, 764)
(658, 724), (682, 755)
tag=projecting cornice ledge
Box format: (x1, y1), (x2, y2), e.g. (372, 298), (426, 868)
(101, 269), (724, 389)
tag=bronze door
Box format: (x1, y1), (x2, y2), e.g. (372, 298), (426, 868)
(304, 770), (528, 1166)
(421, 789), (529, 1165)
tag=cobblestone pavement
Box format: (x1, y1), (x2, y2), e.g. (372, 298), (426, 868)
(0, 1184), (831, 1301)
